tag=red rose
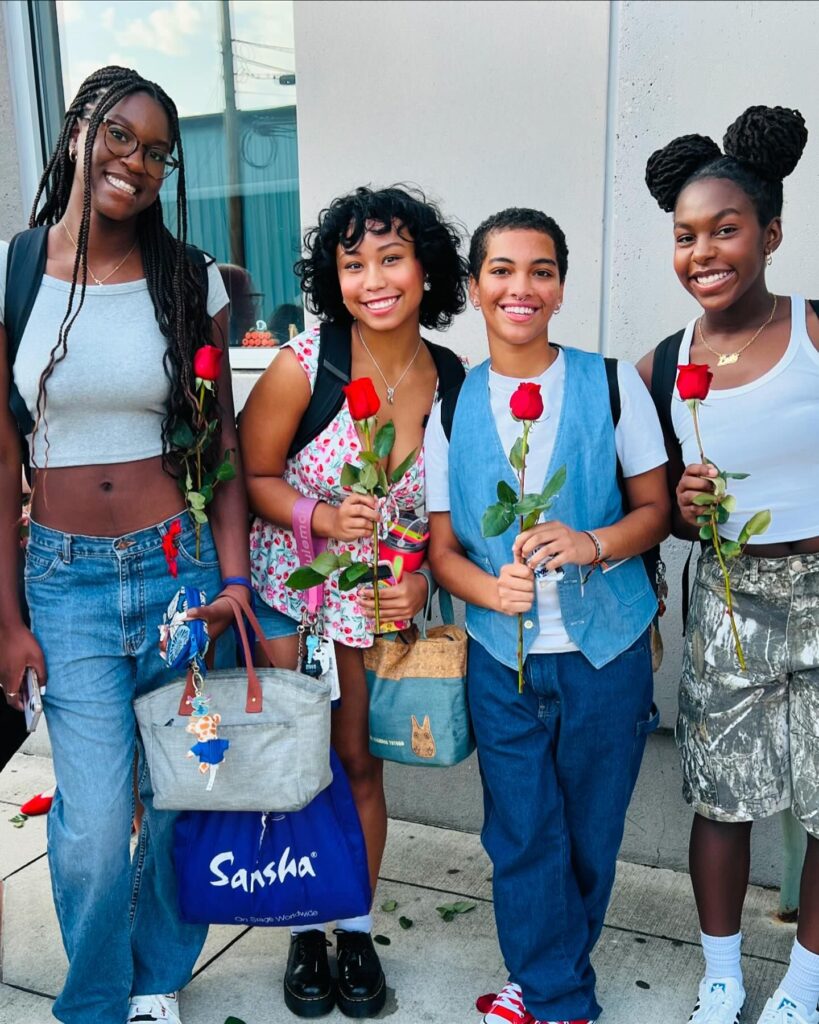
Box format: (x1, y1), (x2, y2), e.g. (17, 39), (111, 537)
(509, 382), (544, 422)
(676, 363), (713, 402)
(193, 345), (223, 381)
(343, 377), (381, 421)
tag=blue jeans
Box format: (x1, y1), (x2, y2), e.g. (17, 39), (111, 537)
(25, 514), (223, 1024)
(467, 633), (658, 1021)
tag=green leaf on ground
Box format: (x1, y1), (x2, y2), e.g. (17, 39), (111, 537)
(373, 934), (391, 946)
(399, 916), (413, 930)
(436, 900), (476, 921)
(9, 814), (27, 828)
(381, 899), (398, 912)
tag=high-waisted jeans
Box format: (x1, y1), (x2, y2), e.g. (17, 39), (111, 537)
(25, 513), (223, 1024)
(467, 632), (658, 1021)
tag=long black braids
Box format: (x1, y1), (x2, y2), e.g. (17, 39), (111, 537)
(29, 65), (219, 478)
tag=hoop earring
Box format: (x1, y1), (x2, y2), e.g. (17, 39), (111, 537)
(68, 148), (77, 163)
(553, 304), (562, 315)
(765, 251), (773, 267)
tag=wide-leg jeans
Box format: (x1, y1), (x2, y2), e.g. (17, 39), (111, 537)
(25, 514), (223, 1024)
(468, 632), (658, 1022)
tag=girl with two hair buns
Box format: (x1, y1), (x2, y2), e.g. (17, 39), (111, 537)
(639, 105), (819, 1024)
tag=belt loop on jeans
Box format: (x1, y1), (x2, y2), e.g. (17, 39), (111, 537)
(61, 534), (72, 564)
(747, 559), (759, 585)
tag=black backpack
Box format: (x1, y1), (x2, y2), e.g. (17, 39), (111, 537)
(287, 321), (466, 459)
(4, 226), (209, 480)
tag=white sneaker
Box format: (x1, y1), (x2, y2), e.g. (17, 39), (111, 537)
(482, 982), (532, 1023)
(757, 988), (819, 1024)
(689, 977), (745, 1023)
(127, 992), (181, 1024)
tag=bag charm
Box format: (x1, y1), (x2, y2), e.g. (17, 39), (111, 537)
(158, 587), (230, 790)
(298, 613), (340, 701)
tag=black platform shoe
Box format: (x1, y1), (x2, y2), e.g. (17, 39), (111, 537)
(334, 930), (386, 1018)
(283, 930), (335, 1018)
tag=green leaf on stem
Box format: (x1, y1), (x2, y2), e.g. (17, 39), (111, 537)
(509, 435), (528, 472)
(188, 491), (207, 510)
(720, 540), (742, 559)
(360, 463), (379, 492)
(390, 447), (419, 484)
(699, 523), (713, 541)
(216, 460), (236, 482)
(513, 493), (544, 517)
(359, 450), (380, 465)
(715, 505), (730, 525)
(192, 508), (208, 524)
(522, 510), (541, 530)
(692, 493), (718, 506)
(310, 551), (342, 576)
(541, 465), (567, 504)
(171, 422), (195, 449)
(338, 562), (372, 591)
(377, 467), (390, 496)
(351, 483), (369, 495)
(286, 566), (329, 590)
(201, 484), (214, 503)
(497, 480), (517, 505)
(481, 502), (516, 538)
(738, 509), (772, 545)
(341, 463), (361, 487)
(723, 471), (750, 480)
(721, 494), (737, 513)
(374, 421), (396, 458)
(337, 551), (353, 568)
(712, 476), (727, 498)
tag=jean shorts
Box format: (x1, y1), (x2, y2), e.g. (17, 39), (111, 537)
(677, 548), (819, 834)
(254, 598), (299, 640)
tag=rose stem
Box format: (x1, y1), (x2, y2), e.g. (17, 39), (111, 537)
(516, 421), (531, 694)
(364, 421), (381, 634)
(195, 382), (205, 558)
(692, 403), (745, 668)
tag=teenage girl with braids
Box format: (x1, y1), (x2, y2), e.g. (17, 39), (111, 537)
(0, 66), (249, 1024)
(639, 105), (819, 1024)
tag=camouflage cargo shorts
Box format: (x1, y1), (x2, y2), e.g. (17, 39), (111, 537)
(677, 548), (819, 835)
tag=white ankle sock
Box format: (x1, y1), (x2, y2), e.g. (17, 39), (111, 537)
(335, 914), (373, 933)
(290, 923), (327, 935)
(780, 939), (819, 1011)
(701, 931), (743, 985)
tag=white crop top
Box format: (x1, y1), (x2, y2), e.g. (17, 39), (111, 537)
(671, 296), (819, 543)
(1, 240), (228, 468)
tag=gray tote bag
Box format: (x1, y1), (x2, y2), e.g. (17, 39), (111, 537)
(134, 591), (332, 812)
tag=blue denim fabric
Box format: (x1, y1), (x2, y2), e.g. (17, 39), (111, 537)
(253, 597), (299, 639)
(25, 513), (224, 1024)
(449, 352), (657, 670)
(467, 633), (658, 1021)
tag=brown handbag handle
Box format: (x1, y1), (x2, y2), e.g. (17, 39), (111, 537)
(176, 589), (286, 716)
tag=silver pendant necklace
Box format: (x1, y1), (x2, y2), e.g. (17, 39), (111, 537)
(355, 322), (422, 403)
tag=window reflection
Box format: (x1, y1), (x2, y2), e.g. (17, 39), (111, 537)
(54, 0), (301, 350)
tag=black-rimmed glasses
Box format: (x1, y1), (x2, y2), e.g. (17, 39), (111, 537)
(82, 116), (179, 180)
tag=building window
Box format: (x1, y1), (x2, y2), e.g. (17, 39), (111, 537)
(44, 0), (303, 360)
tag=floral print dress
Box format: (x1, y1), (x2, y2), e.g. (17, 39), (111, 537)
(249, 326), (427, 649)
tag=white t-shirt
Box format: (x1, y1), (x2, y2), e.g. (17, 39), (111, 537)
(425, 350), (667, 652)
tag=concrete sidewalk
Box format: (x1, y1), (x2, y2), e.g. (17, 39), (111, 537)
(0, 751), (798, 1024)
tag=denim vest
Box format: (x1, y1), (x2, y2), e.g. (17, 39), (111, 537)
(449, 348), (656, 670)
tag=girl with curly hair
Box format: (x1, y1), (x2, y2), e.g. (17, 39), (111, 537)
(0, 66), (249, 1024)
(639, 105), (819, 1024)
(239, 185), (467, 1018)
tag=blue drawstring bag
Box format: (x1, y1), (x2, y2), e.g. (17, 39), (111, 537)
(173, 749), (371, 926)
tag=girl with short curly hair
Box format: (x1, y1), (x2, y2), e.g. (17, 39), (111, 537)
(639, 105), (819, 1024)
(239, 184), (467, 1018)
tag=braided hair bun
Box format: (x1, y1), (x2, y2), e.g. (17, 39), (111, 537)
(645, 134), (722, 211)
(723, 105), (808, 181)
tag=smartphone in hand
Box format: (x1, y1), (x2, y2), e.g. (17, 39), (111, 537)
(21, 668), (43, 733)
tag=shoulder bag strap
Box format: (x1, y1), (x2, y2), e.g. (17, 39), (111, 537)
(287, 321), (352, 459)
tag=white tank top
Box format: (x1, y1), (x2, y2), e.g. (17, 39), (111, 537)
(671, 295), (819, 543)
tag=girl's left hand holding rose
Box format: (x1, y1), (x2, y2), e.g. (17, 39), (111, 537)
(514, 520), (598, 572)
(357, 571), (429, 623)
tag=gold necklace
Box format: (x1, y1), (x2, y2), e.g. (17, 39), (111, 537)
(62, 221), (138, 286)
(697, 294), (778, 367)
(355, 322), (423, 404)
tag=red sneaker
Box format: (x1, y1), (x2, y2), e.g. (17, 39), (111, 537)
(21, 787), (54, 816)
(477, 983), (534, 1023)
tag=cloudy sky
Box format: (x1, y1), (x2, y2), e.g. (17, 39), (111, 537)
(55, 0), (296, 116)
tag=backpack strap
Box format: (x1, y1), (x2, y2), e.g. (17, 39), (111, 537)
(810, 299), (819, 318)
(6, 227), (49, 441)
(650, 328), (685, 450)
(287, 321), (352, 459)
(186, 244), (209, 299)
(440, 377), (465, 443)
(426, 340), (466, 396)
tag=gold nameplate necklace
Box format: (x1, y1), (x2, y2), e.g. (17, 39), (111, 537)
(697, 294), (778, 367)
